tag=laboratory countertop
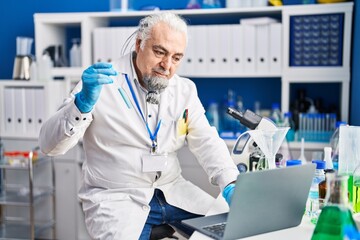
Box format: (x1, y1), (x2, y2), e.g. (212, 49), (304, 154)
(189, 195), (315, 240)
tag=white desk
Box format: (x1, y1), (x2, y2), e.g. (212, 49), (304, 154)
(189, 195), (316, 240)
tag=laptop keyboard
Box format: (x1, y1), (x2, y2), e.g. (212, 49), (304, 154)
(203, 222), (227, 237)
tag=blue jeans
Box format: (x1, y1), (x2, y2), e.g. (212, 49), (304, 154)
(139, 189), (203, 240)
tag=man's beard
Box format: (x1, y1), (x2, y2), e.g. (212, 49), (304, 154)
(143, 72), (169, 105)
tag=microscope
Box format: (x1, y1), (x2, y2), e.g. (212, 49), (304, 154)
(227, 108), (281, 173)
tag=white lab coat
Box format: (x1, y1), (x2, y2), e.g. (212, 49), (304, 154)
(39, 53), (239, 239)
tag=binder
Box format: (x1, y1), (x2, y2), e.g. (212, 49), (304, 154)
(181, 26), (196, 75)
(34, 88), (46, 135)
(193, 25), (208, 75)
(256, 24), (270, 73)
(93, 28), (105, 63)
(230, 25), (244, 74)
(13, 88), (26, 135)
(207, 25), (220, 75)
(269, 23), (282, 74)
(24, 88), (36, 135)
(218, 25), (232, 73)
(111, 27), (123, 62)
(4, 87), (15, 135)
(243, 24), (256, 73)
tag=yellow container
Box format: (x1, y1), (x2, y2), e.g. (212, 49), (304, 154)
(317, 0), (347, 3)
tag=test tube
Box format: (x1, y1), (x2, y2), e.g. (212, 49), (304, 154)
(299, 113), (304, 140)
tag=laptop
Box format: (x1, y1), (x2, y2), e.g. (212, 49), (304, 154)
(182, 164), (316, 240)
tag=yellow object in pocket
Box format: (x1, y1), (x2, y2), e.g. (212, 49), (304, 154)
(177, 118), (188, 136)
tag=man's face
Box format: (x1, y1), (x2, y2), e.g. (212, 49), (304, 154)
(134, 22), (187, 89)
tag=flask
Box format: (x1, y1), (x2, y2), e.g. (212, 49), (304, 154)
(353, 163), (360, 213)
(307, 160), (325, 224)
(206, 101), (220, 131)
(312, 173), (358, 240)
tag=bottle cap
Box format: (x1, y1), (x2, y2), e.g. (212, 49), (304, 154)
(312, 160), (326, 169)
(284, 112), (292, 118)
(336, 121), (347, 128)
(324, 169), (335, 174)
(286, 159), (302, 166)
(272, 103), (280, 110)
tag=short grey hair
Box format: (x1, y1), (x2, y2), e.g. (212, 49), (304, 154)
(137, 12), (188, 50)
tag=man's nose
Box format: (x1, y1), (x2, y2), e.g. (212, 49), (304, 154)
(160, 56), (172, 70)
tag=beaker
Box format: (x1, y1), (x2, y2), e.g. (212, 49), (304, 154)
(311, 173), (358, 240)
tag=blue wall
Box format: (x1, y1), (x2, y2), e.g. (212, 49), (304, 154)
(350, 1), (360, 125)
(0, 1), (358, 124)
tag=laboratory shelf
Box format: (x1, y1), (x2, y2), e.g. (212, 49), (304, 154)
(0, 188), (54, 206)
(0, 221), (55, 240)
(0, 157), (51, 170)
(0, 148), (56, 240)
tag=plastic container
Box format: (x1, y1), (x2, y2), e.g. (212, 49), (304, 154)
(69, 39), (82, 67)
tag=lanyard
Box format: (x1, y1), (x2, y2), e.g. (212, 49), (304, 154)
(124, 73), (162, 153)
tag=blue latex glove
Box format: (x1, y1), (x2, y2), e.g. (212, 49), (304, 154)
(222, 183), (236, 206)
(75, 62), (117, 113)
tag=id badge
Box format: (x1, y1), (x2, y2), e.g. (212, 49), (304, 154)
(142, 154), (168, 172)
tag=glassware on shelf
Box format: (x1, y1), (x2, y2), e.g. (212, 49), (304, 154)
(69, 38), (82, 67)
(186, 0), (201, 9)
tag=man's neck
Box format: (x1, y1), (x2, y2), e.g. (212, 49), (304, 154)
(132, 52), (147, 90)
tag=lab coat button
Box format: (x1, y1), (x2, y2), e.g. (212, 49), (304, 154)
(152, 182), (158, 187)
(142, 205), (149, 211)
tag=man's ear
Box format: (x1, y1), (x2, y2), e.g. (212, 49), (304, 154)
(135, 39), (141, 52)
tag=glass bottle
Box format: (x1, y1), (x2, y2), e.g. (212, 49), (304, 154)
(283, 112), (295, 142)
(312, 173), (358, 240)
(318, 169), (335, 211)
(270, 103), (282, 126)
(307, 160), (325, 224)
